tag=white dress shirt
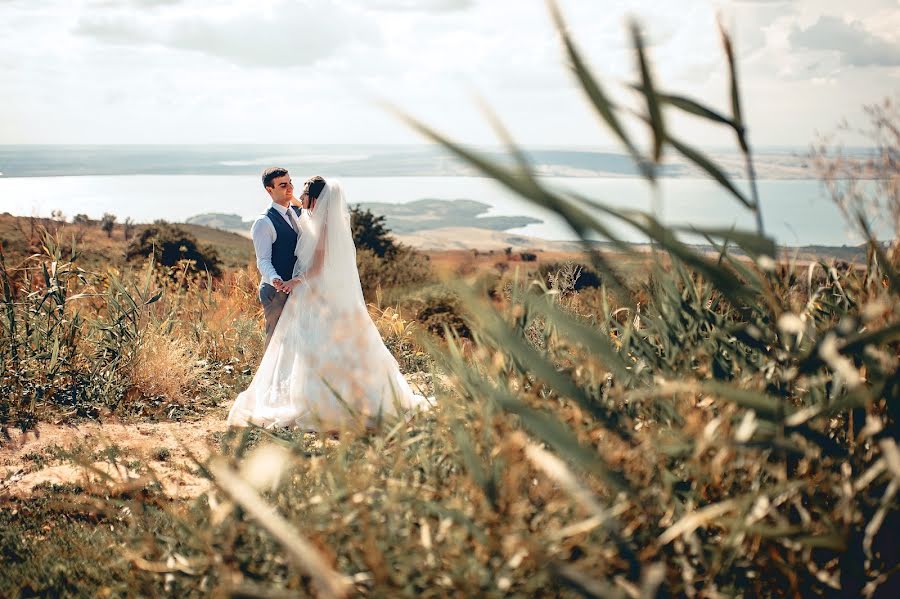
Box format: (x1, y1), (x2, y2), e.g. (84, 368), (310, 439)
(251, 202), (301, 287)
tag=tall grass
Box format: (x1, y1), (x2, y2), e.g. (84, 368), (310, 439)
(0, 236), (265, 431)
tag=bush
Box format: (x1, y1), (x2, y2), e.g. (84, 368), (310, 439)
(100, 213), (116, 238)
(127, 327), (207, 405)
(350, 204), (431, 301)
(126, 224), (222, 277)
(357, 246), (431, 302)
(537, 261), (602, 291)
(413, 289), (471, 339)
(350, 205), (396, 258)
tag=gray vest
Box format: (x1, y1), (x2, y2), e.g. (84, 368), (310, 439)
(266, 206), (301, 282)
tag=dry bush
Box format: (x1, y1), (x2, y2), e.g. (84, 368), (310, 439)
(127, 326), (207, 403)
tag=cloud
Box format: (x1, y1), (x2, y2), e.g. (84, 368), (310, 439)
(790, 15), (900, 67)
(75, 0), (380, 68)
(87, 0), (181, 7)
(365, 0), (473, 12)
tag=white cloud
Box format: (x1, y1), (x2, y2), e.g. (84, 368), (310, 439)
(364, 0), (474, 12)
(75, 1), (380, 68)
(0, 0), (896, 146)
(791, 15), (900, 67)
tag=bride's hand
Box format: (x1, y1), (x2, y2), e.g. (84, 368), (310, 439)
(282, 277), (304, 292)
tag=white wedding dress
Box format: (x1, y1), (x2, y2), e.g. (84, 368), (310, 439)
(227, 180), (432, 429)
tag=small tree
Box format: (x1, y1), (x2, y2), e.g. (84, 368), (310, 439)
(100, 213), (116, 238)
(73, 214), (92, 226)
(126, 223), (222, 277)
(350, 205), (396, 258)
(123, 217), (135, 241)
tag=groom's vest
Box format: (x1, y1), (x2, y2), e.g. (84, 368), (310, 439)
(266, 206), (301, 282)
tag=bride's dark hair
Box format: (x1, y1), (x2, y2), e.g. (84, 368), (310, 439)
(305, 176), (326, 208)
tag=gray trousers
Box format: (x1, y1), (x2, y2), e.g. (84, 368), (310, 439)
(259, 283), (289, 350)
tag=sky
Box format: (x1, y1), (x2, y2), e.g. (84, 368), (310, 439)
(0, 0), (898, 147)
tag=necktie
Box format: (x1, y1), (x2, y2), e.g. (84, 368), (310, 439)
(285, 207), (300, 233)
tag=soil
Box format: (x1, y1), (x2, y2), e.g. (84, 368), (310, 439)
(1, 410), (229, 500)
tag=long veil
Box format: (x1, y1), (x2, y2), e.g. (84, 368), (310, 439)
(227, 179), (431, 429)
(293, 180), (364, 313)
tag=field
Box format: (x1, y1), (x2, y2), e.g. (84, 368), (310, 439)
(3, 10), (900, 597)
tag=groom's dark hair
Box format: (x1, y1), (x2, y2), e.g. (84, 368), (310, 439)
(305, 176), (326, 200)
(262, 167), (289, 189)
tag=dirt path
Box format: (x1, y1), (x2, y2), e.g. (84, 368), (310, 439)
(1, 411), (229, 500)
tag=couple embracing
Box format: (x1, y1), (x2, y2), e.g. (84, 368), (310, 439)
(226, 168), (431, 430)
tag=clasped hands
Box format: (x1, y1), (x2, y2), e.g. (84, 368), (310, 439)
(272, 277), (303, 294)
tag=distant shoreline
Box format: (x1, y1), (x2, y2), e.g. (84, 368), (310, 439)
(0, 144), (842, 180)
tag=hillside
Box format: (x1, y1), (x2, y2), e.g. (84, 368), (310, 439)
(0, 213), (255, 271)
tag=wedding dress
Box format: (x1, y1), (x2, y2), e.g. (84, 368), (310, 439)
(227, 180), (432, 429)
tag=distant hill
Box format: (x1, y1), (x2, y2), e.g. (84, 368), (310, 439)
(185, 213), (254, 232)
(356, 199), (542, 233)
(186, 199), (543, 236)
(0, 213), (254, 271)
(0, 213), (870, 271)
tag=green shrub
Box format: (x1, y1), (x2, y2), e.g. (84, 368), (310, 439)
(350, 205), (396, 258)
(412, 288), (471, 339)
(356, 246), (432, 302)
(126, 223), (222, 278)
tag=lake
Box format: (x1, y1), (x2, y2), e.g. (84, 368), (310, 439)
(0, 174), (873, 246)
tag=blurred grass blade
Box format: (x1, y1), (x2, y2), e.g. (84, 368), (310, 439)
(665, 133), (753, 210)
(674, 225), (775, 259)
(385, 104), (540, 201)
(452, 421), (498, 508)
(718, 18), (745, 149)
(524, 441), (616, 524)
(798, 322), (900, 376)
(209, 459), (351, 599)
(858, 212), (900, 294)
(573, 192), (759, 303)
(630, 21), (665, 163)
(553, 564), (625, 599)
(659, 499), (739, 545)
(435, 340), (631, 493)
(386, 105), (636, 304)
(630, 85), (739, 130)
(473, 91), (534, 176)
(627, 380), (787, 421)
(522, 293), (632, 382)
(458, 285), (634, 443)
(547, 0), (652, 181)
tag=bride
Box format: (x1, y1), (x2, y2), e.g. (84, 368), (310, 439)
(227, 178), (432, 429)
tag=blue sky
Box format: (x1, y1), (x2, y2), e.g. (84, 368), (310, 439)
(1, 0), (898, 146)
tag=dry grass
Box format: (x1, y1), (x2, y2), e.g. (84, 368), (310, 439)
(128, 326), (208, 404)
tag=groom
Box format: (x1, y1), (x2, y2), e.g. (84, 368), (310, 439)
(251, 167), (306, 349)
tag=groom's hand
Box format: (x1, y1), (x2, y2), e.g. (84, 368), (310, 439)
(272, 278), (285, 293)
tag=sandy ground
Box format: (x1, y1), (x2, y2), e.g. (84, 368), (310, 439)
(1, 412), (229, 500)
(394, 227), (582, 252)
(1, 373), (434, 501)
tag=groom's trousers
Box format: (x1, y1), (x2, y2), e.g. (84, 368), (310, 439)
(259, 283), (290, 350)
